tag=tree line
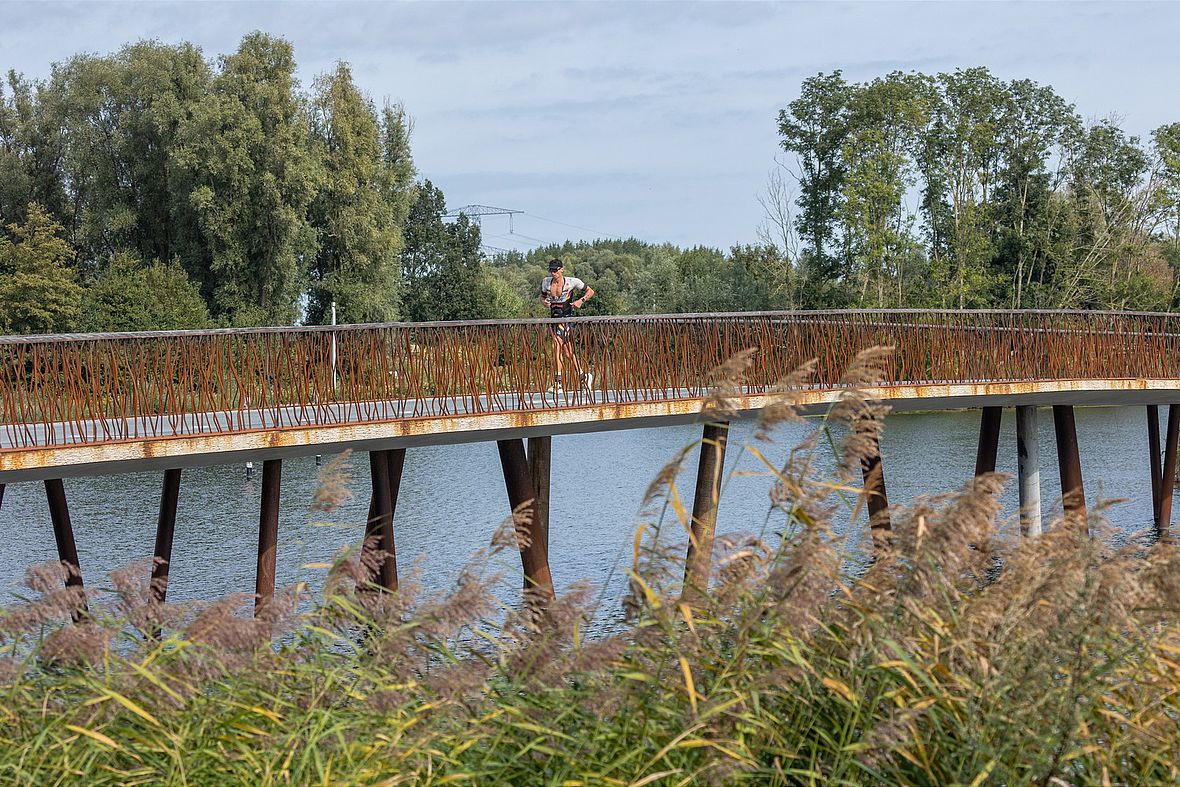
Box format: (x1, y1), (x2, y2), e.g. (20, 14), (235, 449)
(0, 33), (425, 333)
(5, 44), (1179, 335)
(771, 68), (1180, 310)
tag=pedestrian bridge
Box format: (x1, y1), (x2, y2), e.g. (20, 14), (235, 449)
(3, 310), (1179, 481)
(3, 310), (1180, 607)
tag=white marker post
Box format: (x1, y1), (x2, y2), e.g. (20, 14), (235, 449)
(330, 301), (338, 393)
(1016, 406), (1042, 536)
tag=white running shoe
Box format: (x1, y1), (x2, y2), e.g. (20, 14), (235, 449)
(546, 378), (563, 395)
(580, 372), (593, 389)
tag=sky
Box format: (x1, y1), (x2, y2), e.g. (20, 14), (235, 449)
(2, 1), (1178, 252)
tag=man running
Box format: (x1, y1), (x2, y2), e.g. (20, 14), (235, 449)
(539, 258), (595, 394)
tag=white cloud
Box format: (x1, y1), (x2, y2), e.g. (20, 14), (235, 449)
(2, 0), (1177, 249)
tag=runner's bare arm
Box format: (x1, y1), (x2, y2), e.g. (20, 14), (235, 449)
(574, 286), (595, 308)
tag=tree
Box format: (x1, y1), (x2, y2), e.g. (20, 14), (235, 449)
(306, 62), (413, 325)
(778, 72), (852, 272)
(399, 180), (484, 321)
(79, 251), (211, 331)
(45, 43), (210, 273)
(1153, 123), (1180, 245)
(838, 73), (928, 307)
(0, 203), (82, 334)
(175, 32), (319, 325)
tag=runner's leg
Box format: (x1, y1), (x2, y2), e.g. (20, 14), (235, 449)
(550, 331), (564, 386)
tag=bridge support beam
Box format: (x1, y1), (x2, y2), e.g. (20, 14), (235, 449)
(684, 422), (729, 599)
(861, 429), (890, 537)
(151, 468), (182, 603)
(527, 436), (552, 557)
(255, 459), (282, 612)
(1158, 405), (1180, 542)
(364, 449), (403, 591)
(497, 438), (554, 600)
(1149, 406), (1163, 528)
(1052, 405), (1086, 530)
(45, 478), (86, 618)
(974, 407), (1002, 479)
(1016, 406), (1042, 537)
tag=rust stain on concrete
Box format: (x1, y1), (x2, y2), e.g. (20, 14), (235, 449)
(4, 378), (1180, 482)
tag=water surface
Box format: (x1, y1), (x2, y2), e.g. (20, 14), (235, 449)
(0, 407), (1160, 621)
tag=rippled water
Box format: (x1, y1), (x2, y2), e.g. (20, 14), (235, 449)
(0, 406), (1162, 622)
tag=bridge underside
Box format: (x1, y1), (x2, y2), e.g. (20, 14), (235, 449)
(2, 378), (1179, 483)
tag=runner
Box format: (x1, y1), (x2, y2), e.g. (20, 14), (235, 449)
(539, 258), (595, 395)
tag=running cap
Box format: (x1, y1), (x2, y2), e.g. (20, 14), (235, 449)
(548, 258), (564, 272)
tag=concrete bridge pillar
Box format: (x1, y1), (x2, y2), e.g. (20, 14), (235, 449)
(1016, 406), (1042, 537)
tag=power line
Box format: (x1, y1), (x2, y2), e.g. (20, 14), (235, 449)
(525, 212), (626, 240)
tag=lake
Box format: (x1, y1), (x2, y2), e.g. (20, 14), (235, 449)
(0, 406), (1163, 624)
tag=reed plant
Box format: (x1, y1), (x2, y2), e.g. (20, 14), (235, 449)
(1, 350), (1179, 785)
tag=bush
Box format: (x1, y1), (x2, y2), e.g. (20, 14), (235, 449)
(80, 251), (211, 332)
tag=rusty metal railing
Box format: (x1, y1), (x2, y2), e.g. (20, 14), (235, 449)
(2, 310), (1178, 450)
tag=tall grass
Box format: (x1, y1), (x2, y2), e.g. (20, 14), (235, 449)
(2, 350), (1179, 785)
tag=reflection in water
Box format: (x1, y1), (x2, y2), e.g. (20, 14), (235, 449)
(0, 407), (1160, 625)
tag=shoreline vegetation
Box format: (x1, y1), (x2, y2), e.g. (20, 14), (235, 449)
(2, 354), (1179, 784)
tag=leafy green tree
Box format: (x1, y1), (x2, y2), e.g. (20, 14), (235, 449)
(0, 203), (82, 334)
(306, 63), (413, 324)
(838, 73), (928, 307)
(44, 43), (210, 272)
(400, 180), (484, 321)
(991, 79), (1079, 307)
(175, 32), (319, 325)
(0, 70), (71, 233)
(1153, 123), (1180, 245)
(777, 71), (852, 276)
(79, 251), (211, 331)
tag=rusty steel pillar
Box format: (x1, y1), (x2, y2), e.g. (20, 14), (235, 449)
(45, 479), (86, 619)
(44, 479), (84, 589)
(527, 436), (552, 556)
(367, 450), (393, 589)
(497, 438), (554, 599)
(861, 430), (890, 535)
(974, 407), (1002, 478)
(1158, 405), (1180, 542)
(1052, 405), (1086, 528)
(1016, 406), (1042, 537)
(381, 448), (404, 591)
(255, 459), (282, 612)
(684, 422), (729, 597)
(151, 468), (182, 603)
(1148, 405), (1163, 527)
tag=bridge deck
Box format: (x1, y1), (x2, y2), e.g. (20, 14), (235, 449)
(3, 377), (1177, 482)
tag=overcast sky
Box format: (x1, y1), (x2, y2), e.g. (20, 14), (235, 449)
(3, 1), (1177, 251)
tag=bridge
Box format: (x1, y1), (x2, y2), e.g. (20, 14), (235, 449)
(2, 310), (1179, 609)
